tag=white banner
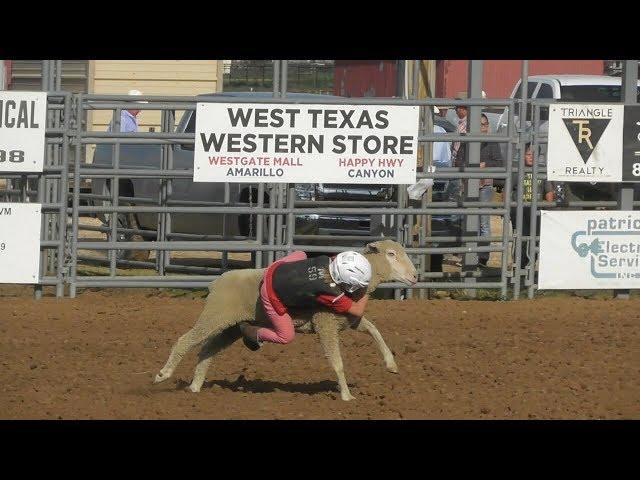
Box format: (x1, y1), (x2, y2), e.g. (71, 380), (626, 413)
(547, 103), (623, 183)
(0, 92), (47, 173)
(0, 203), (42, 284)
(539, 210), (640, 289)
(193, 103), (419, 184)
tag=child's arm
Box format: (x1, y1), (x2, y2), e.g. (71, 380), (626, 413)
(346, 293), (369, 317)
(316, 289), (369, 317)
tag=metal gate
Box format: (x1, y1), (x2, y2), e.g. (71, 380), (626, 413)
(0, 89), (72, 298)
(2, 60), (637, 300)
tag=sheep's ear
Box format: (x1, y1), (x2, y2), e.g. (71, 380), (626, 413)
(364, 242), (382, 254)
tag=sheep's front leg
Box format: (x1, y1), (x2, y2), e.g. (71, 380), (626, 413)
(314, 314), (354, 401)
(355, 317), (398, 374)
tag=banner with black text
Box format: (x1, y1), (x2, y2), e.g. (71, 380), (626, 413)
(193, 103), (419, 184)
(0, 92), (47, 173)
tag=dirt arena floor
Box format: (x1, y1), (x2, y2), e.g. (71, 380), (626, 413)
(1, 285), (638, 420)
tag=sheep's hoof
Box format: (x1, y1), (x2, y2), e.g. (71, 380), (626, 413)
(386, 362), (399, 374)
(341, 392), (356, 401)
(187, 384), (201, 393)
(153, 372), (168, 384)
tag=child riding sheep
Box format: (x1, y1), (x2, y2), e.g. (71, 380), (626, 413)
(239, 250), (372, 350)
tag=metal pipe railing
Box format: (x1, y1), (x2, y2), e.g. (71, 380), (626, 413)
(16, 77), (638, 299)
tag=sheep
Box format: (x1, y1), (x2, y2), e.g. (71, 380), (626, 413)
(153, 239), (418, 401)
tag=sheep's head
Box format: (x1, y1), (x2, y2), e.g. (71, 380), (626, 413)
(363, 240), (417, 290)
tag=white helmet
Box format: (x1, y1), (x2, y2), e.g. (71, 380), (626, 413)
(329, 251), (372, 293)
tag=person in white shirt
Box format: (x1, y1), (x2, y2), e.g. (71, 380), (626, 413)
(407, 114), (452, 201)
(107, 89), (145, 133)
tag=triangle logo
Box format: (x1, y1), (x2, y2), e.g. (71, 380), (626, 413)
(562, 118), (611, 164)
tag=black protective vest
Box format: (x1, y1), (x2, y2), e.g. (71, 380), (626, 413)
(272, 255), (343, 308)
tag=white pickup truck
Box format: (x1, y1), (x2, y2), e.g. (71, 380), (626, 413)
(496, 74), (640, 201)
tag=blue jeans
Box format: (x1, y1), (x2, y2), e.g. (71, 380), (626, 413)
(479, 185), (494, 264)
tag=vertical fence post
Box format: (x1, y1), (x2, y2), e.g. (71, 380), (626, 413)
(463, 60), (484, 298)
(164, 109), (175, 272)
(273, 60), (280, 98)
(34, 63), (49, 299)
(158, 109), (168, 276)
(402, 60), (422, 298)
(267, 185), (276, 265)
(255, 183), (265, 268)
(39, 62), (51, 296)
(42, 60), (50, 91)
(286, 184), (295, 254)
(393, 61), (418, 300)
(221, 181), (230, 270)
(109, 108), (121, 277)
(528, 104), (541, 299)
(281, 60), (288, 96)
(45, 62), (56, 277)
(500, 100), (515, 300)
(55, 60), (62, 91)
(267, 60), (281, 265)
(56, 93), (71, 298)
(512, 60), (529, 300)
(35, 157), (45, 300)
(275, 61), (288, 260)
(48, 60), (55, 94)
(615, 59), (639, 300)
(420, 69), (434, 300)
(70, 94), (83, 298)
(49, 87), (60, 278)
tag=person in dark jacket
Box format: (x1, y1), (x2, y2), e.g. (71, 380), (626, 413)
(454, 114), (504, 266)
(478, 114), (503, 265)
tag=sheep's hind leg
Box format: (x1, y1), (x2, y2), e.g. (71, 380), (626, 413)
(356, 317), (398, 374)
(188, 327), (241, 393)
(154, 326), (212, 384)
(314, 315), (355, 401)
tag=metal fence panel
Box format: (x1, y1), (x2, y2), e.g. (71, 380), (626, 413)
(12, 60), (637, 300)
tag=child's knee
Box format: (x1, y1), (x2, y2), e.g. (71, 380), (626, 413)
(280, 326), (295, 344)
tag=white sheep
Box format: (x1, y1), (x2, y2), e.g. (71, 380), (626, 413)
(153, 240), (418, 401)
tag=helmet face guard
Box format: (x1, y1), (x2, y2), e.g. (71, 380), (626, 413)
(343, 282), (364, 294)
(329, 251), (372, 293)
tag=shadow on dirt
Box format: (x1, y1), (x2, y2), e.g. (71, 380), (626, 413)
(175, 374), (347, 395)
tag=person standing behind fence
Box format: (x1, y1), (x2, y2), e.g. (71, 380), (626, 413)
(477, 113), (504, 266)
(107, 89), (145, 133)
(447, 102), (467, 206)
(406, 116), (452, 202)
(105, 89), (147, 261)
(511, 143), (554, 270)
(451, 102), (467, 167)
(432, 121), (453, 169)
(406, 110), (453, 272)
